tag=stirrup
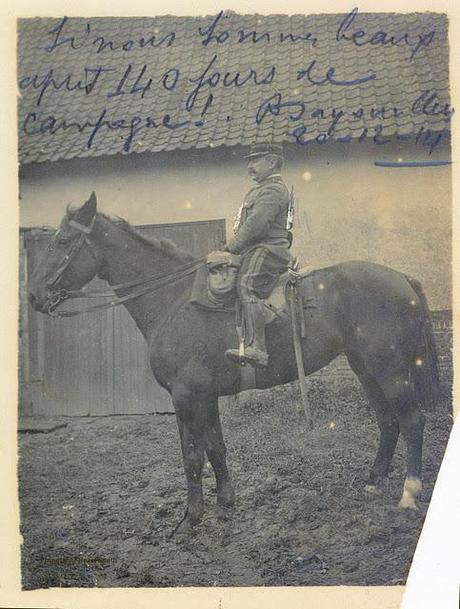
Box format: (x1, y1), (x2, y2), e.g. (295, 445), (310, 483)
(225, 347), (269, 368)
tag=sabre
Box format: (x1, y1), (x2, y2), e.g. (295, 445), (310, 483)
(286, 185), (295, 231)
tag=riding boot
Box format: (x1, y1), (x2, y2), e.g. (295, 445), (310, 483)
(226, 299), (269, 368)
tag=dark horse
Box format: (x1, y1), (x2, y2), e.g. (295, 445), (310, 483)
(29, 193), (439, 526)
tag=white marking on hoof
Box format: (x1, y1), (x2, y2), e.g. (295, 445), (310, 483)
(398, 477), (422, 510)
(364, 484), (382, 496)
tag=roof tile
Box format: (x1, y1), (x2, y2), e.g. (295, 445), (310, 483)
(17, 12), (450, 163)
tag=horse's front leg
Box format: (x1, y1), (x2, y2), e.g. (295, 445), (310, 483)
(172, 385), (206, 525)
(204, 395), (235, 519)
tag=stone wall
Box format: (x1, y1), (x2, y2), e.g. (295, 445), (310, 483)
(431, 310), (453, 387)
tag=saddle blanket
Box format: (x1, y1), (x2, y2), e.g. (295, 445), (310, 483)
(190, 264), (316, 326)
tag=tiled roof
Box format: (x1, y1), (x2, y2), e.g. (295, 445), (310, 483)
(17, 12), (450, 164)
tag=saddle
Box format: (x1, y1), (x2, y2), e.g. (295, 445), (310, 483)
(190, 263), (316, 334)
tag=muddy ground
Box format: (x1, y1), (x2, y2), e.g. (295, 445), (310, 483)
(19, 375), (452, 589)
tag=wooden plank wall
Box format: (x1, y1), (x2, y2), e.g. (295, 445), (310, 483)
(21, 219), (226, 416)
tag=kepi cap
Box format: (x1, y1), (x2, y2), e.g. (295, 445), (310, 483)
(244, 142), (284, 159)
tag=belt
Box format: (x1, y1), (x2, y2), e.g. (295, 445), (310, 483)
(266, 228), (289, 239)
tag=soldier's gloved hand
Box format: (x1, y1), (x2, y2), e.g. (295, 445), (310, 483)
(206, 251), (242, 270)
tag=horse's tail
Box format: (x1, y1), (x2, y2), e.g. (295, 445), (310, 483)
(406, 276), (441, 411)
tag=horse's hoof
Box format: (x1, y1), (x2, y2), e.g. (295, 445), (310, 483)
(186, 512), (203, 527)
(398, 498), (419, 511)
(398, 477), (422, 511)
(174, 515), (202, 538)
(217, 490), (236, 509)
(168, 508), (202, 539)
(216, 504), (234, 521)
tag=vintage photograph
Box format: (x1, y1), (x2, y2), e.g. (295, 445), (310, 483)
(17, 9), (453, 590)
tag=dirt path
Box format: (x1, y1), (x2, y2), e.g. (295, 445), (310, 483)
(19, 377), (452, 588)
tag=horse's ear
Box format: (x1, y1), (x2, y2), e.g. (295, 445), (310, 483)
(76, 192), (98, 226)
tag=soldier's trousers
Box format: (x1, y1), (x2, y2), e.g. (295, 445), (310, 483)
(237, 247), (289, 350)
(237, 247), (289, 301)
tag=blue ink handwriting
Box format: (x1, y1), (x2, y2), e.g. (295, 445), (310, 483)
(255, 92), (449, 154)
(18, 12), (450, 160)
(19, 66), (115, 107)
(256, 93), (305, 124)
(22, 108), (200, 152)
(44, 16), (176, 54)
(412, 89), (455, 120)
(336, 8), (436, 62)
(374, 160), (451, 167)
(296, 59), (375, 86)
(198, 11), (318, 47)
(291, 122), (445, 154)
(256, 92), (402, 128)
(106, 64), (180, 99)
(186, 54), (275, 112)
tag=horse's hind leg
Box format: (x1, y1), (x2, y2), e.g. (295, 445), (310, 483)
(365, 385), (400, 493)
(375, 372), (425, 509)
(348, 355), (400, 492)
(393, 392), (425, 509)
(203, 397), (235, 519)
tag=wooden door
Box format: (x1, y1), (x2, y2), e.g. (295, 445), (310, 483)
(22, 220), (225, 416)
(25, 231), (115, 416)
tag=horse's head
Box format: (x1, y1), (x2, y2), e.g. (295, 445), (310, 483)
(28, 192), (103, 314)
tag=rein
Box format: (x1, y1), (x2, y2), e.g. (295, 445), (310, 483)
(47, 215), (205, 317)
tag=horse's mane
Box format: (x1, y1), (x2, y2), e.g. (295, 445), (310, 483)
(112, 217), (194, 263)
(66, 208), (194, 264)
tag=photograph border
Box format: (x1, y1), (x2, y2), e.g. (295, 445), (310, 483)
(2, 0), (458, 607)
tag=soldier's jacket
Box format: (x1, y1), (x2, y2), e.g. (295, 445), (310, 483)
(226, 174), (291, 262)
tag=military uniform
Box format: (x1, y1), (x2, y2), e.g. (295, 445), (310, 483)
(226, 174), (291, 298)
(224, 147), (291, 367)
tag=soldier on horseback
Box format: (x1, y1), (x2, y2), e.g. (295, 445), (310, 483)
(30, 192), (439, 520)
(222, 142), (292, 368)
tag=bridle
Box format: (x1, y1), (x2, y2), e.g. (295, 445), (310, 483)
(46, 214), (205, 317)
(46, 215), (101, 313)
